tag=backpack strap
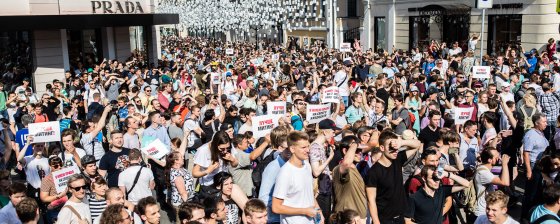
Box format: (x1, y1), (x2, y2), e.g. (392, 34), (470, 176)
(126, 167), (143, 200)
(531, 214), (560, 224)
(62, 205), (82, 220)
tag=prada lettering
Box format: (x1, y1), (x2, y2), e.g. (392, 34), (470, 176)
(91, 1), (144, 14)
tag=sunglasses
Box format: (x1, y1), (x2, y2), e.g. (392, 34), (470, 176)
(432, 174), (441, 182)
(145, 89), (152, 92)
(51, 164), (61, 169)
(71, 184), (87, 191)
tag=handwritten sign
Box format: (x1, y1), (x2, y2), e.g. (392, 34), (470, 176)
(340, 43), (351, 52)
(322, 86), (340, 103)
(454, 107), (474, 125)
(141, 139), (170, 160)
(52, 166), (80, 194)
(306, 104), (331, 124)
(29, 121), (61, 143)
(252, 115), (280, 139)
(211, 72), (220, 84)
(472, 66), (491, 79)
(225, 48), (234, 55)
(267, 101), (286, 115)
(271, 54), (279, 61)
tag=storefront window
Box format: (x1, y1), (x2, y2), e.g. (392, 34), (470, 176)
(0, 31), (32, 91)
(487, 14), (522, 55)
(67, 29), (103, 72)
(374, 17), (386, 51)
(442, 15), (470, 48)
(409, 16), (430, 51)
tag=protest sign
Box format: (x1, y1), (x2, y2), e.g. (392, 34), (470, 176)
(340, 43), (351, 52)
(322, 86), (340, 103)
(141, 139), (171, 160)
(306, 104), (331, 124)
(271, 54), (279, 61)
(267, 101), (286, 115)
(29, 121), (61, 143)
(211, 72), (220, 84)
(454, 107), (474, 125)
(252, 115), (280, 139)
(472, 66), (491, 79)
(225, 48), (234, 55)
(52, 166), (81, 194)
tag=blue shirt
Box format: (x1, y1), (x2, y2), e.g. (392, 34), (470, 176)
(0, 202), (21, 224)
(345, 105), (364, 125)
(15, 128), (33, 157)
(258, 152), (285, 223)
(524, 53), (538, 74)
(142, 125), (171, 147)
(530, 204), (560, 224)
(523, 129), (549, 165)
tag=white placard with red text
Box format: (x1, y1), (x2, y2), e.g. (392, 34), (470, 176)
(225, 48), (234, 55)
(322, 86), (340, 103)
(141, 139), (170, 160)
(53, 166), (81, 194)
(306, 104), (331, 124)
(29, 121), (61, 143)
(211, 72), (221, 84)
(267, 101), (286, 115)
(252, 115), (280, 139)
(454, 107), (474, 125)
(340, 43), (351, 52)
(472, 66), (491, 79)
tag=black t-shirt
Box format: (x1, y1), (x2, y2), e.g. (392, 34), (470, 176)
(365, 151), (408, 221)
(405, 185), (452, 224)
(418, 126), (440, 150)
(99, 148), (131, 187)
(376, 88), (390, 114)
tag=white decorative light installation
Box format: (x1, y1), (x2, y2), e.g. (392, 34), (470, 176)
(157, 0), (317, 36)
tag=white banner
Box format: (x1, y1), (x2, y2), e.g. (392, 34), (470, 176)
(454, 107), (474, 125)
(211, 72), (221, 84)
(340, 43), (351, 52)
(29, 121), (61, 143)
(252, 115), (280, 139)
(141, 139), (170, 160)
(472, 66), (491, 79)
(306, 104), (331, 124)
(267, 101), (286, 115)
(53, 166), (81, 194)
(322, 86), (340, 103)
(225, 48), (234, 55)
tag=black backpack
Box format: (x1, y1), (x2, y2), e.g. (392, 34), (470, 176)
(251, 151), (277, 196)
(528, 206), (560, 224)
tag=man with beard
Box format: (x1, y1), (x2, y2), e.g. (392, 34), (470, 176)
(98, 131), (130, 188)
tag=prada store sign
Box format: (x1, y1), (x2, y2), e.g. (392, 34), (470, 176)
(59, 0), (153, 14)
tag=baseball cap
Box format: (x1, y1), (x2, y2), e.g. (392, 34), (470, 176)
(318, 119), (341, 131)
(81, 155), (97, 165)
(410, 86), (419, 92)
(428, 87), (438, 95)
(501, 82), (511, 88)
(522, 79), (530, 84)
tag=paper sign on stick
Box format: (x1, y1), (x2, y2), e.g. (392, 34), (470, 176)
(472, 66), (491, 79)
(454, 107), (474, 125)
(340, 43), (351, 52)
(141, 139), (170, 160)
(306, 104), (331, 124)
(29, 121), (61, 143)
(225, 48), (234, 55)
(322, 86), (340, 103)
(211, 72), (220, 84)
(252, 115), (280, 139)
(267, 101), (286, 115)
(53, 166), (81, 194)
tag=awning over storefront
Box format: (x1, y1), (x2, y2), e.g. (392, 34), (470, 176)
(0, 13), (178, 30)
(408, 4), (471, 16)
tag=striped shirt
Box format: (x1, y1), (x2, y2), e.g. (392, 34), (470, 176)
(87, 195), (106, 221)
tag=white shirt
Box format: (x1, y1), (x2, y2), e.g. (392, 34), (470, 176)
(23, 156), (50, 189)
(553, 73), (560, 91)
(449, 47), (463, 56)
(118, 165), (154, 205)
(193, 143), (229, 186)
(334, 70), (350, 97)
(57, 200), (92, 224)
(58, 148), (87, 168)
(474, 215), (519, 224)
(474, 167), (496, 216)
(183, 118), (201, 148)
(494, 65), (510, 89)
(273, 160), (315, 224)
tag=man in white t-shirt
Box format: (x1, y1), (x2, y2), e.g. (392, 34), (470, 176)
(118, 149), (155, 205)
(57, 174), (92, 224)
(184, 106), (204, 150)
(494, 56), (510, 90)
(60, 130), (86, 168)
(84, 81), (104, 107)
(334, 64), (350, 107)
(81, 106), (112, 161)
(272, 132), (323, 224)
(18, 140), (50, 194)
(471, 148), (510, 222)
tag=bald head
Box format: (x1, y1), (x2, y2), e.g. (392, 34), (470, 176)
(105, 187), (124, 205)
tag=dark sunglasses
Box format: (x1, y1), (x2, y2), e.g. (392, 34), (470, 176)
(71, 184), (87, 191)
(432, 174), (441, 182)
(51, 164), (61, 169)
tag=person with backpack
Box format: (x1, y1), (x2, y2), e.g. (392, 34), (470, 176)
(530, 183), (560, 224)
(469, 148), (511, 223)
(118, 149), (154, 205)
(390, 95), (410, 135)
(57, 174), (92, 224)
(404, 165), (470, 224)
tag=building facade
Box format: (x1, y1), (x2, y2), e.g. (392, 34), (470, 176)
(0, 0), (178, 94)
(363, 0), (560, 56)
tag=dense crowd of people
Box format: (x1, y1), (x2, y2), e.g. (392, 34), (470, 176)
(0, 35), (559, 224)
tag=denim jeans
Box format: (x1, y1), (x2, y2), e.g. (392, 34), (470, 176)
(0, 109), (7, 120)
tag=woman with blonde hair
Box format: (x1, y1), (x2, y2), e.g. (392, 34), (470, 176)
(518, 94), (538, 130)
